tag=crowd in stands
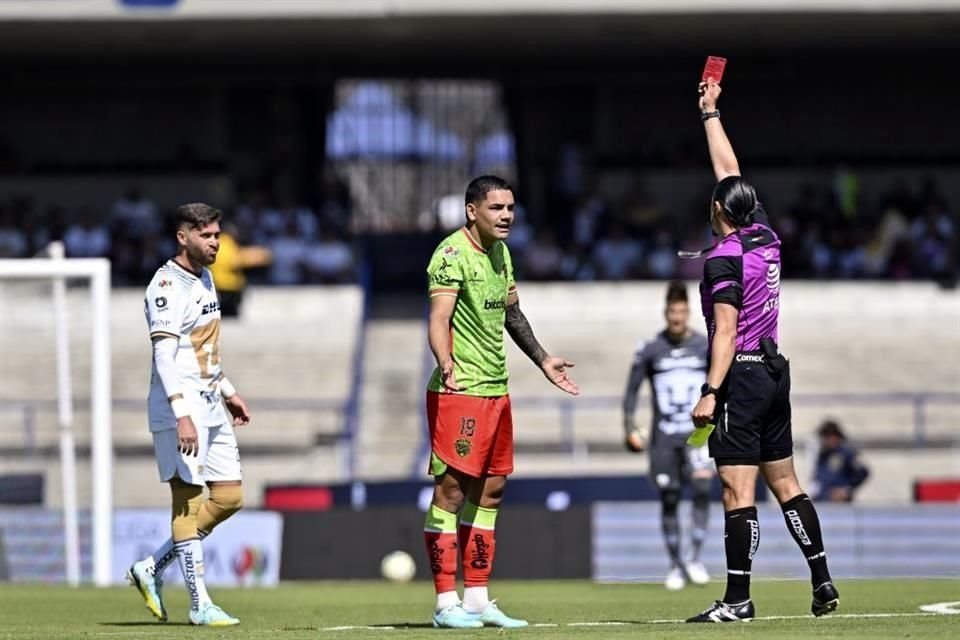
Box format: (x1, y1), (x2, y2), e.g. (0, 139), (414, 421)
(0, 186), (357, 286)
(506, 176), (958, 286)
(0, 175), (956, 287)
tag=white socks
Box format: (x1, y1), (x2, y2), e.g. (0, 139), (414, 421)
(148, 538), (176, 576)
(436, 591), (459, 611)
(463, 586), (490, 613)
(149, 528), (208, 577)
(175, 538), (212, 611)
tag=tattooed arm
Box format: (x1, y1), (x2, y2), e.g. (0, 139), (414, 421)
(504, 299), (547, 366)
(504, 293), (579, 395)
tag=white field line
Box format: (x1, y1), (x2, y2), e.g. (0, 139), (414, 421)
(316, 605), (957, 631)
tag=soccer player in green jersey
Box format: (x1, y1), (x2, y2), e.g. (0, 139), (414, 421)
(423, 175), (579, 629)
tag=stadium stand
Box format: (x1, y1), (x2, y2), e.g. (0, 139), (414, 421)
(0, 281), (956, 506)
(0, 285), (362, 508)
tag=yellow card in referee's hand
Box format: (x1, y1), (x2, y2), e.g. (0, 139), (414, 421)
(687, 423), (715, 447)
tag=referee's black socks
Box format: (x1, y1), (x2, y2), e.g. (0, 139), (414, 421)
(723, 506), (759, 604)
(781, 493), (832, 587)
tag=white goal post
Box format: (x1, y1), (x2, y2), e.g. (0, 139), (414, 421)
(0, 253), (113, 587)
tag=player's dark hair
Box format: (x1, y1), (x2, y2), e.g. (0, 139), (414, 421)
(712, 176), (758, 228)
(175, 203), (222, 230)
(665, 280), (688, 304)
(465, 175), (513, 206)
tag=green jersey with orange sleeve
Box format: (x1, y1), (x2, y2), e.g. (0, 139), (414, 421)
(426, 227), (517, 396)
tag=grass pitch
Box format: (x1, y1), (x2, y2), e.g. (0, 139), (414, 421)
(0, 579), (957, 639)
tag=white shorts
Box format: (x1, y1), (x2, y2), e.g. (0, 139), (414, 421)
(153, 423), (242, 486)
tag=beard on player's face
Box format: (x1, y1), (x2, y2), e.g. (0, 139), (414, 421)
(179, 232), (219, 267)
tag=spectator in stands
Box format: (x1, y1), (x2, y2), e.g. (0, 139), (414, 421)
(645, 228), (678, 279)
(210, 222), (273, 316)
(863, 207), (909, 277)
(64, 210), (111, 258)
(621, 181), (664, 239)
(0, 207), (28, 257)
(302, 227), (354, 284)
(592, 222), (643, 280)
(522, 230), (564, 280)
(29, 206), (66, 253)
(111, 186), (159, 236)
(911, 201), (956, 284)
(570, 192), (608, 249)
(267, 218), (308, 285)
(812, 420), (870, 503)
(235, 189), (279, 245)
(277, 195), (319, 241)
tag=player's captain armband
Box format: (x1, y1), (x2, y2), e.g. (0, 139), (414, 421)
(169, 395), (191, 419)
(687, 423), (715, 447)
(219, 376), (237, 398)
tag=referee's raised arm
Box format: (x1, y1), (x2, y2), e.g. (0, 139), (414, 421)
(698, 81), (740, 181)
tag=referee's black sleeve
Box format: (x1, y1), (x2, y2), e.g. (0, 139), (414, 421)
(704, 256), (743, 309)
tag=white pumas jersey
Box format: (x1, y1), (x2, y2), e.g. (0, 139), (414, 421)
(144, 259), (228, 431)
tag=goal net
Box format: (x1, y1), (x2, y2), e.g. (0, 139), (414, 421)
(0, 245), (112, 586)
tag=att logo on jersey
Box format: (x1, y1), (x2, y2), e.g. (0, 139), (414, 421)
(483, 299), (506, 310)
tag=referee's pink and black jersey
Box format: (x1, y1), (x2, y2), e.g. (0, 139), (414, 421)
(699, 205), (781, 352)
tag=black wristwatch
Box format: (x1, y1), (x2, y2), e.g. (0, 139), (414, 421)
(700, 383), (720, 398)
(700, 110), (720, 122)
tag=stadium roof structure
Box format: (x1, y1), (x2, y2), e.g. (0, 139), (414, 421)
(1, 0), (958, 63)
(3, 0), (960, 20)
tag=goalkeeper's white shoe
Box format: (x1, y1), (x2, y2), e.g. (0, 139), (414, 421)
(665, 567), (687, 591)
(685, 561), (711, 586)
(127, 560), (167, 622)
(189, 603), (240, 626)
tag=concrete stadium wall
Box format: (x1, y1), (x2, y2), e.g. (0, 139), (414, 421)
(500, 282), (960, 504)
(0, 281), (956, 508)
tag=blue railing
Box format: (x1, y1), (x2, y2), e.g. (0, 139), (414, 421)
(510, 391), (960, 449)
(340, 259), (374, 480)
(3, 389), (955, 482)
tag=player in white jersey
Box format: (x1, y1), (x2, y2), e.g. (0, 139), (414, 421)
(127, 203), (251, 627)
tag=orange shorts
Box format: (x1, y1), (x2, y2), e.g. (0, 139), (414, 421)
(427, 391), (514, 478)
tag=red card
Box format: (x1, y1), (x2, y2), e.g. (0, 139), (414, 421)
(702, 56), (727, 84)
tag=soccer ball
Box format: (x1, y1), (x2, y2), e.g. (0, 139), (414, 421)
(380, 550), (416, 583)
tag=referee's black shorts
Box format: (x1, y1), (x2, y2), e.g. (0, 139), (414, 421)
(708, 352), (793, 465)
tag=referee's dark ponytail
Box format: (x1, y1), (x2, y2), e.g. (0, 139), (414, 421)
(712, 176), (758, 228)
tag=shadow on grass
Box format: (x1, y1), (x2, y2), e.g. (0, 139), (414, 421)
(369, 623), (435, 629)
(99, 622), (192, 627)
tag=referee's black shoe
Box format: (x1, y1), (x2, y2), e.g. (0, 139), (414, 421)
(811, 581), (840, 617)
(686, 599), (755, 623)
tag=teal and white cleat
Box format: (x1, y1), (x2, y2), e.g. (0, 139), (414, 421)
(432, 602), (483, 629)
(469, 601), (529, 628)
(126, 560), (167, 622)
(189, 603), (240, 627)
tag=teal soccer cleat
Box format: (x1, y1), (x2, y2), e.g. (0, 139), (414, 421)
(432, 602), (483, 629)
(189, 603), (240, 626)
(469, 601), (529, 628)
(126, 560), (167, 622)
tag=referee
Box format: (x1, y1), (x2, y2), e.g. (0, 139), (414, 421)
(685, 80), (839, 623)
